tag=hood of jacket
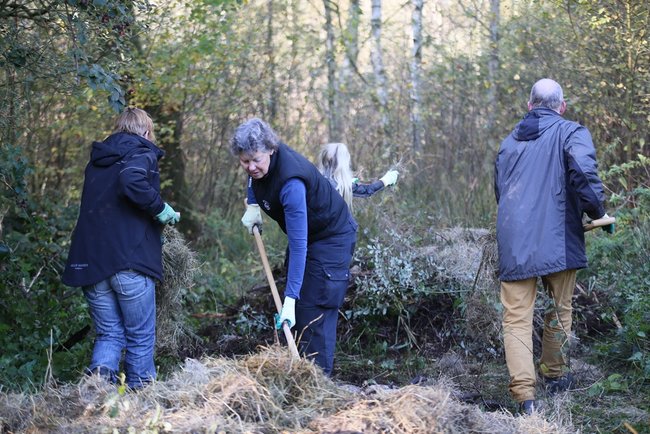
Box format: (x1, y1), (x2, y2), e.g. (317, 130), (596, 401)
(90, 132), (163, 167)
(512, 107), (563, 141)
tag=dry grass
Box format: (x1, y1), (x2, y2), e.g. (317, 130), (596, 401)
(0, 227), (586, 433)
(0, 345), (577, 434)
(157, 226), (200, 356)
(417, 228), (503, 352)
(309, 383), (572, 434)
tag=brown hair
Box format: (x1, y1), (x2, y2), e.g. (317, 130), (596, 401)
(113, 107), (156, 142)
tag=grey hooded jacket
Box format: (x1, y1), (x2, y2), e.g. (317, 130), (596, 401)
(494, 108), (606, 281)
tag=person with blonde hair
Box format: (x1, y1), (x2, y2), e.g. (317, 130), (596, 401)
(318, 142), (399, 210)
(63, 107), (180, 389)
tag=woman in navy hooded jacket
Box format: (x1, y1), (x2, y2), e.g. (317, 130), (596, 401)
(494, 79), (609, 414)
(234, 118), (357, 376)
(62, 108), (180, 389)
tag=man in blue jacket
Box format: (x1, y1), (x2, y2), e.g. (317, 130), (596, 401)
(63, 108), (180, 389)
(234, 118), (357, 376)
(494, 79), (610, 414)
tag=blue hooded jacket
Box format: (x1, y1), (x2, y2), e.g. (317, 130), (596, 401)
(494, 108), (606, 281)
(62, 132), (166, 287)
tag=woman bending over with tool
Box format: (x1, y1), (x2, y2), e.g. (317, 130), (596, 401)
(233, 118), (357, 376)
(317, 142), (399, 211)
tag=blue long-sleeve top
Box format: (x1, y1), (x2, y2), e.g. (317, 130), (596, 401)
(248, 177), (307, 300)
(352, 179), (385, 197)
(324, 175), (386, 199)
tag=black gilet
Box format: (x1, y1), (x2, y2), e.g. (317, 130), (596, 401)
(252, 142), (353, 243)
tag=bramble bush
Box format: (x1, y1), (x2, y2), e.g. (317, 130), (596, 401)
(584, 154), (650, 378)
(0, 143), (90, 391)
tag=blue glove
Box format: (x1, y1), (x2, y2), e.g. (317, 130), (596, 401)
(275, 297), (296, 329)
(156, 203), (180, 225)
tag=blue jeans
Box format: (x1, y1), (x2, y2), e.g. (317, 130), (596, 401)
(83, 270), (156, 388)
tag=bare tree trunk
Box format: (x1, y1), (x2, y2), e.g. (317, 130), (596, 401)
(3, 67), (17, 145)
(324, 0), (341, 141)
(410, 0), (424, 155)
(126, 6), (200, 239)
(338, 0), (361, 135)
(486, 0), (499, 133)
(266, 0), (277, 122)
(284, 0), (303, 143)
(341, 0), (360, 82)
(370, 0), (391, 152)
(152, 94), (200, 239)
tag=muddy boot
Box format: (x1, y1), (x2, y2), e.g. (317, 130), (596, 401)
(543, 373), (576, 395)
(518, 399), (542, 416)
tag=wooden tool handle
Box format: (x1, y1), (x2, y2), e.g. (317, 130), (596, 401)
(583, 216), (616, 232)
(252, 225), (300, 360)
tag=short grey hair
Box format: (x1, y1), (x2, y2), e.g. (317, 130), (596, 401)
(230, 118), (280, 156)
(529, 78), (564, 112)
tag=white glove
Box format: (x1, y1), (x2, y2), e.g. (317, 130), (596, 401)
(241, 204), (262, 234)
(380, 169), (399, 187)
(275, 297), (296, 329)
(583, 212), (611, 226)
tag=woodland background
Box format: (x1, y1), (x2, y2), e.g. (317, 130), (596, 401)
(0, 0), (648, 431)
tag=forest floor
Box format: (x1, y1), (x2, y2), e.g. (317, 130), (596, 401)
(1, 227), (648, 433)
(1, 277), (648, 433)
(185, 224), (650, 433)
(190, 275), (650, 434)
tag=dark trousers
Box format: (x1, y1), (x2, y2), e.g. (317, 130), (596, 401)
(295, 230), (356, 375)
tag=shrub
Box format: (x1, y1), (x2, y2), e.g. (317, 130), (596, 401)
(583, 155), (650, 377)
(0, 143), (89, 390)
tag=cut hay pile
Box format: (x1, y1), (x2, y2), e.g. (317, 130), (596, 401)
(418, 227), (503, 351)
(309, 383), (571, 434)
(157, 226), (200, 356)
(0, 346), (575, 433)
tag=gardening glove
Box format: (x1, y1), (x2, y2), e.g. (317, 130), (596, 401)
(241, 203), (263, 234)
(380, 170), (399, 187)
(275, 296), (296, 330)
(155, 203), (180, 225)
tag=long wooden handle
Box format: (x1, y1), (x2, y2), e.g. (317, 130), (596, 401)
(583, 216), (616, 232)
(252, 225), (300, 360)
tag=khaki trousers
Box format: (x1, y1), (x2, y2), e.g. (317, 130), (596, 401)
(500, 269), (576, 402)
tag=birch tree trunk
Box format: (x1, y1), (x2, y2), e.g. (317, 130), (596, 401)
(338, 0), (361, 134)
(323, 0), (341, 141)
(410, 0), (424, 155)
(266, 0), (277, 122)
(370, 0), (391, 150)
(486, 0), (499, 133)
(340, 0), (360, 89)
(284, 0), (304, 143)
